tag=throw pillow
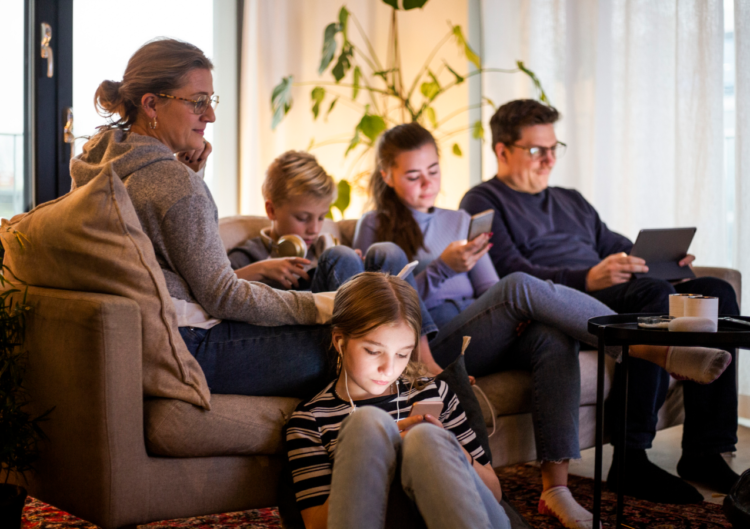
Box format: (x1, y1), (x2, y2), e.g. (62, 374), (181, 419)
(0, 166), (211, 409)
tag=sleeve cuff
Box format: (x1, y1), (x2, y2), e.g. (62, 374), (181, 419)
(432, 258), (460, 280)
(567, 268), (591, 292)
(312, 292), (335, 324)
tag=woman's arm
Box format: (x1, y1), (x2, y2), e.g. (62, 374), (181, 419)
(468, 252), (500, 298)
(352, 212), (378, 252)
(300, 499), (329, 529)
(464, 449), (503, 502)
(159, 193), (319, 325)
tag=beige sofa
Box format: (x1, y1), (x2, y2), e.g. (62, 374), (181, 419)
(14, 215), (741, 528)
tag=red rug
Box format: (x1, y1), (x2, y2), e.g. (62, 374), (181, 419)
(21, 464), (733, 528)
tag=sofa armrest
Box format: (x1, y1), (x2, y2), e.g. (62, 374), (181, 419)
(693, 266), (742, 309)
(12, 286), (147, 525)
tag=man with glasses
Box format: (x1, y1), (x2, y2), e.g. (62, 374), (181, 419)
(460, 99), (741, 504)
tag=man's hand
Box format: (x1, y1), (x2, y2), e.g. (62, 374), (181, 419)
(178, 140), (212, 173)
(439, 233), (492, 273)
(236, 258), (310, 289)
(585, 252), (648, 292)
(679, 254), (696, 268)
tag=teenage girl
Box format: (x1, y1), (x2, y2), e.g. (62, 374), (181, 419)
(286, 272), (510, 529)
(352, 122), (731, 529)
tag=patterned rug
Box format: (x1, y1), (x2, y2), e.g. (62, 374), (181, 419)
(21, 464), (732, 528)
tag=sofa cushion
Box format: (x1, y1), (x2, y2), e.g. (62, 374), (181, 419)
(475, 350), (616, 424)
(145, 395), (300, 457)
(0, 167), (211, 409)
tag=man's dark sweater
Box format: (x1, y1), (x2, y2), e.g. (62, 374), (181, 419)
(460, 177), (632, 292)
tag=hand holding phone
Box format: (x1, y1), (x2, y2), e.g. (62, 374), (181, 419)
(468, 209), (494, 241)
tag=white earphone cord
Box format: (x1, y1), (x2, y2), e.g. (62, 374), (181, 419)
(342, 370), (400, 421)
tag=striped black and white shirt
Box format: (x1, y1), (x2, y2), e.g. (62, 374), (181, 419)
(285, 376), (489, 512)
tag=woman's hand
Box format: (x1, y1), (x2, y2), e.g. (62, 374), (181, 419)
(235, 258), (311, 289)
(178, 140), (213, 172)
(439, 234), (492, 273)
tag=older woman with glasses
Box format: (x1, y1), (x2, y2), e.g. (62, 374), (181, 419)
(69, 38), (346, 399)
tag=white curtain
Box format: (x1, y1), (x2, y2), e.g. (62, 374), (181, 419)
(240, 0), (472, 218)
(481, 0), (726, 266)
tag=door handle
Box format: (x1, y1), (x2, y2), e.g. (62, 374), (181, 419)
(64, 108), (74, 159)
(41, 22), (53, 78)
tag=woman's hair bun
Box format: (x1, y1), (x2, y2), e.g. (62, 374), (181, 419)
(94, 79), (124, 116)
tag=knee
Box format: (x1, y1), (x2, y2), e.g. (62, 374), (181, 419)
(319, 245), (360, 267)
(365, 242), (408, 268)
(692, 277), (738, 307)
(402, 423), (451, 463)
(341, 406), (396, 436)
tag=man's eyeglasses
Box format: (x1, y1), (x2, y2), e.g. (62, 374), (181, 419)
(510, 141), (567, 161)
(156, 93), (220, 115)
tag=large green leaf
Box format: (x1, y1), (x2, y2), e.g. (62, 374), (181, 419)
(319, 23), (339, 75)
(471, 120), (484, 141)
(339, 6), (349, 40)
(333, 179), (351, 215)
(420, 70), (441, 100)
(444, 61), (465, 84)
(345, 129), (361, 156)
(452, 25), (481, 70)
(358, 113), (387, 142)
(352, 66), (362, 100)
(271, 75), (294, 129)
(516, 61), (549, 103)
(311, 87), (325, 119)
(452, 143), (462, 156)
(403, 0), (428, 8)
(332, 43), (353, 82)
(425, 107), (438, 128)
(382, 0), (399, 8)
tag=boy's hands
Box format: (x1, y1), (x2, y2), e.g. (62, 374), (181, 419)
(439, 233), (492, 273)
(236, 258), (310, 289)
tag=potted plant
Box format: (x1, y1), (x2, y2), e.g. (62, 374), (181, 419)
(271, 0), (549, 216)
(0, 237), (52, 529)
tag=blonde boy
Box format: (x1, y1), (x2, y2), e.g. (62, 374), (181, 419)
(229, 151), (337, 290)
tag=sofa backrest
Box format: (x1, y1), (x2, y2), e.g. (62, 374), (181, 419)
(218, 215), (358, 251)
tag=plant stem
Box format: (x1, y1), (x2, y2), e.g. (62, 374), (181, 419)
(435, 102), (488, 127)
(294, 81), (393, 98)
(349, 11), (385, 73)
(405, 30), (454, 102)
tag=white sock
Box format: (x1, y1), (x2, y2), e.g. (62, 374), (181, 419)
(539, 486), (597, 529)
(665, 346), (731, 384)
(539, 485), (594, 529)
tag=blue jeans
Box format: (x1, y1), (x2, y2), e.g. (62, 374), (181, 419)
(429, 272), (620, 462)
(591, 276), (739, 454)
(312, 243), (438, 337)
(328, 407), (510, 529)
(179, 243), (436, 397)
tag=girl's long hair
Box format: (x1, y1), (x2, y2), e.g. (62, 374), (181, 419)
(367, 122), (438, 260)
(331, 272), (426, 386)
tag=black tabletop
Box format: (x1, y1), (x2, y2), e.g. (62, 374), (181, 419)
(588, 313), (750, 347)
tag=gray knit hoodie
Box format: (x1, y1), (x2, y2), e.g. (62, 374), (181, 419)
(70, 129), (318, 326)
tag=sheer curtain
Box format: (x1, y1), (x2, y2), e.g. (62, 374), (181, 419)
(481, 0), (750, 410)
(240, 0), (471, 218)
(481, 0), (726, 262)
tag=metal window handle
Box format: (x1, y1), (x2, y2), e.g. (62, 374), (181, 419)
(64, 108), (75, 159)
(41, 22), (53, 78)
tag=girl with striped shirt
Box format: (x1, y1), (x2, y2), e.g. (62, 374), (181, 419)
(285, 272), (510, 529)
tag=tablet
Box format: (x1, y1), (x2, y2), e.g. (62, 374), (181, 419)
(629, 227), (696, 281)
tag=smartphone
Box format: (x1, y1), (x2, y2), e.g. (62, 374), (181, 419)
(408, 400), (444, 418)
(467, 209), (494, 241)
(397, 260), (420, 280)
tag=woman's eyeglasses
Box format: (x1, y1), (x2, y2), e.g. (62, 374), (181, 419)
(156, 93), (220, 115)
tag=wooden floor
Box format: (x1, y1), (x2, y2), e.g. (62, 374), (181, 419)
(564, 424), (750, 504)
